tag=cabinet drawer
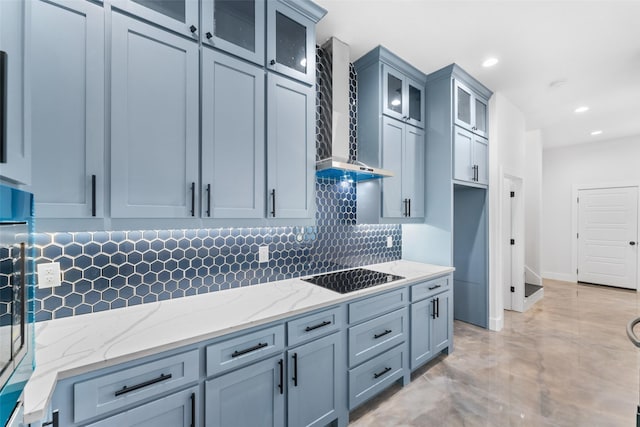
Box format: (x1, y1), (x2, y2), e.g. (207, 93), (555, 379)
(206, 324), (284, 377)
(348, 288), (407, 324)
(74, 350), (199, 423)
(287, 306), (341, 346)
(411, 275), (450, 302)
(348, 307), (408, 367)
(348, 344), (406, 410)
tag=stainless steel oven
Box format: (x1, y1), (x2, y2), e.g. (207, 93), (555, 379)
(0, 185), (34, 426)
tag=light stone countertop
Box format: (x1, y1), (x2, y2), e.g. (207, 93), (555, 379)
(23, 260), (454, 423)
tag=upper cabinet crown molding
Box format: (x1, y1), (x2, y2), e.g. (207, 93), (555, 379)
(277, 0), (327, 23)
(426, 63), (493, 101)
(354, 45), (426, 86)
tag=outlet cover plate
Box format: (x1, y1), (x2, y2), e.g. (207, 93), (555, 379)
(37, 262), (62, 288)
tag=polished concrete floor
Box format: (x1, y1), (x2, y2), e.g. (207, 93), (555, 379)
(349, 279), (640, 426)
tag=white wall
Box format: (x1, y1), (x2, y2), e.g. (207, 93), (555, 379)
(525, 130), (543, 282)
(488, 92), (527, 331)
(542, 135), (640, 280)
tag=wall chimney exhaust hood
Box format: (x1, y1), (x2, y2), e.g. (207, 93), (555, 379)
(316, 37), (393, 182)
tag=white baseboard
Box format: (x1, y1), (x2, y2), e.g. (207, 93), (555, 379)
(524, 288), (544, 311)
(489, 315), (503, 332)
(542, 271), (575, 283)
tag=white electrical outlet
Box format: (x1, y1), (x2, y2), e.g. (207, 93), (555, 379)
(37, 262), (62, 288)
(386, 236), (393, 248)
(258, 246), (270, 263)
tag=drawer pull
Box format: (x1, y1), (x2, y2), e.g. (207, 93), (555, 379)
(374, 329), (392, 339)
(373, 367), (392, 379)
(428, 284), (441, 290)
(114, 373), (172, 396)
(232, 342), (268, 358)
(305, 320), (332, 332)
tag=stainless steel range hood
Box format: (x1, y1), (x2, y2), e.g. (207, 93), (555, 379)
(316, 37), (394, 182)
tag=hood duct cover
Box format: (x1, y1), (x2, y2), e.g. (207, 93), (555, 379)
(316, 37), (394, 182)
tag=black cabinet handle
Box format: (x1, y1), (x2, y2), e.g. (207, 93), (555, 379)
(408, 198), (411, 217)
(206, 183), (211, 217)
(373, 367), (392, 379)
(292, 353), (298, 386)
(190, 25), (197, 33)
(190, 182), (195, 217)
(206, 31), (213, 39)
(436, 297), (440, 318)
(91, 174), (96, 217)
(305, 320), (331, 332)
(431, 299), (436, 319)
(428, 284), (441, 290)
(190, 392), (196, 427)
(403, 198), (408, 217)
(232, 342), (268, 358)
(270, 59), (276, 66)
(0, 51), (6, 164)
(42, 411), (59, 427)
(631, 242), (637, 246)
(114, 373), (172, 396)
(270, 189), (276, 217)
(278, 359), (284, 394)
(374, 329), (392, 339)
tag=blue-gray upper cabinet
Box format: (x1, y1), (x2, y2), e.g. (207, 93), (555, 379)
(379, 117), (425, 219)
(453, 126), (488, 186)
(201, 48), (265, 219)
(454, 79), (489, 138)
(201, 0), (265, 65)
(205, 355), (285, 427)
(0, 0), (30, 185)
(27, 0), (105, 218)
(287, 332), (341, 427)
(110, 12), (199, 218)
(266, 0), (326, 86)
(110, 0), (199, 39)
(266, 73), (314, 220)
(382, 64), (425, 129)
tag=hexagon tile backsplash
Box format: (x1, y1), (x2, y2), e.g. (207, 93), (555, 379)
(34, 180), (402, 321)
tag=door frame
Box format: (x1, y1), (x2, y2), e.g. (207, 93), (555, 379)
(501, 174), (524, 312)
(571, 182), (640, 288)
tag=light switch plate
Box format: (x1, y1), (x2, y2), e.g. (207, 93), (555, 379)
(386, 236), (393, 248)
(258, 246), (269, 263)
(37, 262), (62, 288)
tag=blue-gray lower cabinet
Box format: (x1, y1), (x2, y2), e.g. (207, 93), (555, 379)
(85, 386), (199, 427)
(205, 355), (285, 427)
(287, 332), (341, 427)
(410, 289), (452, 371)
(110, 11), (199, 218)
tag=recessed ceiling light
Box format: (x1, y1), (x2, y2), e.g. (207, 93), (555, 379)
(574, 106), (589, 113)
(482, 57), (499, 68)
(590, 130), (603, 136)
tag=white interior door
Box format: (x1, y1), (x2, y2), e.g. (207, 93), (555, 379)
(578, 187), (638, 289)
(503, 178), (514, 311)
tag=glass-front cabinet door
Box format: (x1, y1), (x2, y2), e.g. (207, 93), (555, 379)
(474, 97), (488, 138)
(382, 64), (405, 123)
(111, 0), (199, 38)
(454, 80), (473, 131)
(405, 77), (424, 128)
(266, 0), (316, 85)
(202, 0), (265, 65)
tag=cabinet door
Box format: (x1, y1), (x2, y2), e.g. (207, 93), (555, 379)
(474, 136), (488, 186)
(202, 49), (265, 219)
(266, 1), (316, 85)
(86, 386), (198, 427)
(29, 0), (104, 217)
(402, 125), (425, 218)
(410, 298), (432, 370)
(432, 291), (451, 353)
(474, 97), (488, 138)
(202, 0), (265, 65)
(405, 77), (424, 129)
(381, 117), (404, 218)
(287, 333), (340, 427)
(453, 126), (474, 183)
(111, 12), (199, 218)
(0, 0), (29, 185)
(381, 65), (405, 123)
(266, 73), (314, 219)
(205, 355), (285, 427)
(453, 80), (473, 132)
(110, 0), (199, 39)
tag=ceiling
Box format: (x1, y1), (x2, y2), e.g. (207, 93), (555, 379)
(314, 0), (640, 149)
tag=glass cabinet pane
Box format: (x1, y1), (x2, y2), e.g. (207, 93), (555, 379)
(408, 83), (421, 122)
(457, 85), (471, 125)
(387, 73), (403, 114)
(475, 98), (487, 133)
(215, 1), (255, 53)
(275, 11), (306, 74)
(131, 0), (185, 23)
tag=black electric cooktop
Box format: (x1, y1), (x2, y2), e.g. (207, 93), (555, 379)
(302, 268), (405, 294)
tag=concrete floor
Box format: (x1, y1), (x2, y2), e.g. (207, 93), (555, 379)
(349, 279), (640, 426)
